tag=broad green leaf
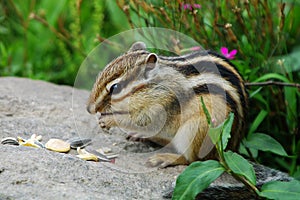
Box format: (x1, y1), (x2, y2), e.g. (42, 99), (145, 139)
(259, 180), (300, 200)
(221, 113), (234, 150)
(248, 110), (268, 134)
(244, 133), (288, 156)
(224, 151), (256, 185)
(208, 123), (223, 145)
(173, 160), (225, 200)
(239, 140), (259, 158)
(208, 113), (234, 150)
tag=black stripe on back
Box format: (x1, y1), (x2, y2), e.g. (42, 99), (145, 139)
(173, 58), (246, 111)
(208, 51), (248, 111)
(160, 51), (247, 115)
(193, 84), (239, 118)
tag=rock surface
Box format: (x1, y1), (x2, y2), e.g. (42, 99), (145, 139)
(0, 77), (292, 200)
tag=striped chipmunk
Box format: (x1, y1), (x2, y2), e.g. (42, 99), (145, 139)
(87, 42), (248, 168)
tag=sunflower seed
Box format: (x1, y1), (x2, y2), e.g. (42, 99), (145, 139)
(86, 149), (111, 162)
(1, 137), (19, 145)
(18, 136), (44, 148)
(76, 147), (99, 162)
(68, 137), (92, 149)
(45, 139), (70, 153)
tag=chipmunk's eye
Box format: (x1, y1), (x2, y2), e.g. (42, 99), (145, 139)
(110, 83), (122, 95)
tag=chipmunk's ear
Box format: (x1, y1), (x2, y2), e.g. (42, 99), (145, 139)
(146, 53), (157, 65)
(144, 53), (157, 78)
(129, 41), (146, 51)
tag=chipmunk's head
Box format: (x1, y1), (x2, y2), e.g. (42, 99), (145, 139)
(86, 42), (159, 115)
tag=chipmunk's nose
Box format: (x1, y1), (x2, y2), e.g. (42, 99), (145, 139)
(86, 104), (96, 114)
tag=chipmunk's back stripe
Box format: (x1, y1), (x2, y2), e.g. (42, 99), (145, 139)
(207, 51), (248, 110)
(177, 61), (242, 90)
(166, 56), (247, 111)
(159, 51), (208, 62)
(193, 83), (239, 118)
(153, 51), (246, 119)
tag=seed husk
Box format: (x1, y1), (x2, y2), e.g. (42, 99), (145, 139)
(18, 136), (44, 148)
(76, 147), (99, 162)
(104, 153), (118, 159)
(45, 139), (70, 153)
(1, 137), (19, 146)
(85, 148), (111, 162)
(68, 137), (92, 149)
(93, 147), (118, 160)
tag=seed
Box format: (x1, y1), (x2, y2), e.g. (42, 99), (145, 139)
(76, 147), (99, 162)
(45, 139), (70, 153)
(85, 148), (111, 162)
(68, 137), (92, 149)
(18, 136), (44, 148)
(1, 137), (19, 146)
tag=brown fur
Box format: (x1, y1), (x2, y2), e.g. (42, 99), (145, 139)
(87, 42), (248, 168)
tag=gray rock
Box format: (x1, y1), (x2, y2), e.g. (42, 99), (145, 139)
(0, 77), (292, 200)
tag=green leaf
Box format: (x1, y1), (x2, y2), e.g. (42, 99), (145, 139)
(248, 110), (268, 135)
(259, 180), (300, 200)
(224, 151), (256, 185)
(200, 96), (211, 125)
(253, 73), (290, 83)
(244, 133), (288, 156)
(249, 87), (262, 98)
(221, 112), (234, 150)
(208, 123), (223, 145)
(239, 140), (259, 158)
(173, 160), (225, 200)
(208, 113), (234, 150)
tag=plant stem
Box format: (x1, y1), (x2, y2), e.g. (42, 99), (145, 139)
(245, 81), (300, 89)
(218, 141), (260, 197)
(233, 173), (260, 195)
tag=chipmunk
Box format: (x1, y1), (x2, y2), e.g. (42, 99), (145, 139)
(87, 42), (248, 168)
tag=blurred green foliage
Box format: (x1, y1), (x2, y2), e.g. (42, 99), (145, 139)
(0, 0), (299, 178)
(0, 0), (129, 85)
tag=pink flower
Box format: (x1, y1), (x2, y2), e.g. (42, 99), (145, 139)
(193, 4), (201, 9)
(211, 118), (217, 127)
(183, 4), (192, 10)
(220, 47), (237, 60)
(182, 3), (201, 10)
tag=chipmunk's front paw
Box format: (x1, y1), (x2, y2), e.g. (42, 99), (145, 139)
(147, 153), (189, 168)
(98, 117), (114, 132)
